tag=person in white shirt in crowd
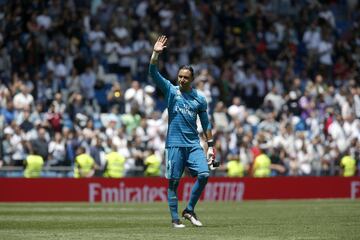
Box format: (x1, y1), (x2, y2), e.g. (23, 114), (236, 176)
(135, 0), (149, 19)
(334, 86), (347, 106)
(303, 21), (321, 52)
(135, 118), (150, 143)
(265, 24), (281, 59)
(273, 122), (297, 161)
(112, 126), (128, 154)
(343, 113), (360, 141)
(112, 18), (129, 40)
(117, 37), (135, 75)
(48, 132), (66, 166)
(194, 68), (214, 93)
(322, 134), (340, 176)
(350, 84), (360, 118)
(295, 132), (313, 176)
(233, 57), (246, 89)
(202, 37), (223, 59)
(124, 80), (144, 113)
(13, 84), (34, 111)
(328, 113), (347, 153)
(0, 83), (10, 108)
(51, 92), (66, 114)
(318, 4), (336, 29)
(238, 134), (253, 174)
(145, 110), (166, 152)
(254, 68), (267, 100)
(240, 66), (258, 106)
(133, 32), (152, 79)
(310, 135), (326, 176)
(88, 23), (106, 59)
(104, 111), (120, 139)
(143, 85), (156, 117)
(79, 65), (96, 104)
(10, 123), (27, 166)
(302, 21), (321, 66)
(263, 86), (285, 113)
(104, 34), (120, 73)
(158, 3), (174, 29)
(340, 94), (355, 119)
(66, 68), (81, 94)
(227, 96), (247, 123)
(317, 32), (334, 79)
(53, 55), (68, 92)
(36, 8), (52, 30)
(212, 101), (230, 132)
(306, 110), (322, 138)
(322, 84), (336, 107)
(258, 111), (279, 134)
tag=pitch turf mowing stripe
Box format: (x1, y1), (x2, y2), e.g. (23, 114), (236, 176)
(0, 200), (359, 240)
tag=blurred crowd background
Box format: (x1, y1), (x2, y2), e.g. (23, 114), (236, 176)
(0, 0), (359, 178)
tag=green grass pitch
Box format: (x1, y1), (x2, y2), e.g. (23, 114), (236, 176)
(0, 200), (359, 240)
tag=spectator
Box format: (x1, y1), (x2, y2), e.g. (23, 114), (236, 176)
(88, 23), (106, 60)
(340, 152), (356, 177)
(263, 86), (285, 113)
(79, 66), (96, 104)
(226, 151), (245, 177)
(252, 147), (271, 177)
(1, 101), (16, 124)
(10, 123), (27, 166)
(28, 126), (49, 162)
(24, 152), (44, 178)
(1, 128), (14, 165)
(48, 132), (66, 166)
(90, 136), (106, 170)
(74, 146), (97, 178)
(104, 34), (120, 74)
(124, 80), (145, 113)
(103, 141), (125, 178)
(144, 148), (161, 177)
(13, 84), (34, 111)
(66, 68), (81, 94)
(19, 107), (34, 133)
(212, 101), (230, 132)
(133, 31), (152, 81)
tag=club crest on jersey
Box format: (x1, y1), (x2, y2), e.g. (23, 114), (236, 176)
(175, 90), (181, 100)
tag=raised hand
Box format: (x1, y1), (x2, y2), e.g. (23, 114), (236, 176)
(153, 35), (167, 53)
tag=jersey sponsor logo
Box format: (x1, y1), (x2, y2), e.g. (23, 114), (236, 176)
(174, 104), (196, 118)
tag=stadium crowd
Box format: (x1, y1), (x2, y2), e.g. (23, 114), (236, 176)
(0, 0), (359, 177)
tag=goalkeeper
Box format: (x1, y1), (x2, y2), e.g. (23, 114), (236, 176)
(149, 36), (216, 228)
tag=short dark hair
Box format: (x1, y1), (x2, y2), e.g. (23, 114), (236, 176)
(178, 65), (194, 78)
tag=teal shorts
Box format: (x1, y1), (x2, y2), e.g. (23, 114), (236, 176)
(165, 146), (209, 179)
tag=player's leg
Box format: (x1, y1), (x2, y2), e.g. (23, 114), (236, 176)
(165, 147), (186, 228)
(183, 146), (209, 226)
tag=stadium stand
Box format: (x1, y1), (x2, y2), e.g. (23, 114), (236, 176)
(0, 0), (359, 177)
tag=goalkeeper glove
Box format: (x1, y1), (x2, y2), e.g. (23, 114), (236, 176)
(207, 140), (219, 170)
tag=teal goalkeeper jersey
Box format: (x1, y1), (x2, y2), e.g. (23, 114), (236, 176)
(149, 64), (211, 147)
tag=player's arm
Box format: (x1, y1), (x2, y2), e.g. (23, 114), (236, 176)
(149, 35), (171, 95)
(198, 101), (217, 167)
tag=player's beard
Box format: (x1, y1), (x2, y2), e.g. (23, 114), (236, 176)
(179, 80), (191, 91)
